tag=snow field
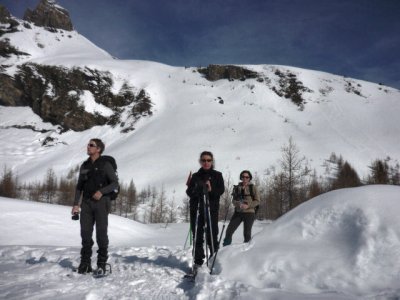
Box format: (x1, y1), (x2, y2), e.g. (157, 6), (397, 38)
(2, 185), (400, 299)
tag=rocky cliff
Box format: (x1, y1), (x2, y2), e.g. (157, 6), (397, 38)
(0, 1), (153, 132)
(0, 63), (152, 132)
(198, 64), (259, 81)
(23, 0), (73, 31)
(0, 5), (20, 36)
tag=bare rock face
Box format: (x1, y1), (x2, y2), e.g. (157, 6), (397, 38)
(0, 74), (24, 106)
(0, 63), (153, 132)
(0, 5), (20, 35)
(0, 5), (11, 23)
(23, 0), (73, 31)
(198, 64), (259, 81)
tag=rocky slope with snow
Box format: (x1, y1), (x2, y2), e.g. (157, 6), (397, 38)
(1, 1), (400, 197)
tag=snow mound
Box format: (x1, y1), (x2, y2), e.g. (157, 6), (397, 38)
(217, 185), (400, 297)
(0, 197), (156, 247)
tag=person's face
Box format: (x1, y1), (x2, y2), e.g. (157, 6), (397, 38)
(241, 173), (251, 183)
(199, 155), (213, 170)
(87, 140), (100, 156)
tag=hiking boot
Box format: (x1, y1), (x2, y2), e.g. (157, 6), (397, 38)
(223, 238), (232, 247)
(77, 262), (92, 274)
(192, 263), (201, 275)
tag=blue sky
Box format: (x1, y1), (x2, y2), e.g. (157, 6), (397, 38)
(3, 0), (400, 89)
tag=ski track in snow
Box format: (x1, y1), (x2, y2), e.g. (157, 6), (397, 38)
(0, 245), (190, 299)
(0, 245), (248, 300)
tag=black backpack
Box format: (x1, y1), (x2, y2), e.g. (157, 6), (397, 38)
(101, 155), (120, 200)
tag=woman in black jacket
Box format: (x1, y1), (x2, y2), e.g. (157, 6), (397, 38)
(186, 151), (224, 270)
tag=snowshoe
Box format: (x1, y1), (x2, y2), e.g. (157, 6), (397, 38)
(183, 264), (200, 282)
(93, 263), (112, 278)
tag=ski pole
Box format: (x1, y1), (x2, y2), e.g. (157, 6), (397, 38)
(203, 192), (209, 266)
(184, 225), (191, 249)
(205, 192), (215, 256)
(191, 198), (201, 271)
(190, 224), (193, 246)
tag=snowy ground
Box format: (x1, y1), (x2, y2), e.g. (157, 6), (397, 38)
(1, 185), (400, 299)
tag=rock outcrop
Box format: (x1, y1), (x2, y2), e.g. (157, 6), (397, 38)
(23, 0), (73, 31)
(0, 63), (152, 132)
(198, 64), (259, 81)
(271, 69), (312, 108)
(0, 73), (24, 106)
(0, 5), (20, 36)
(0, 5), (11, 23)
(0, 39), (30, 58)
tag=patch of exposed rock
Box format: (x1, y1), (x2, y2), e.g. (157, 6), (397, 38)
(0, 5), (20, 36)
(0, 63), (153, 132)
(23, 0), (73, 32)
(198, 64), (259, 81)
(272, 69), (312, 108)
(0, 39), (30, 58)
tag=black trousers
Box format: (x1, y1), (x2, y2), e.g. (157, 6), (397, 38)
(225, 211), (255, 243)
(80, 197), (110, 264)
(190, 199), (219, 265)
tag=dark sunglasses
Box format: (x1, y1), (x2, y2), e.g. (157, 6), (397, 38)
(88, 143), (97, 148)
(200, 159), (213, 163)
(241, 176), (250, 179)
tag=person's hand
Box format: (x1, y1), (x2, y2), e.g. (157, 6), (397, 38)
(93, 191), (103, 200)
(205, 180), (211, 192)
(71, 205), (80, 215)
(240, 203), (249, 210)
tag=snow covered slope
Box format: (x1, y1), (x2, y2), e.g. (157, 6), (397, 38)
(1, 13), (400, 198)
(1, 185), (400, 299)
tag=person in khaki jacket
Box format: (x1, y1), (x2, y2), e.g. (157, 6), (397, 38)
(223, 170), (260, 246)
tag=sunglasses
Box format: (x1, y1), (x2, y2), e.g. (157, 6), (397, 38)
(200, 159), (213, 163)
(241, 176), (250, 179)
(88, 143), (97, 148)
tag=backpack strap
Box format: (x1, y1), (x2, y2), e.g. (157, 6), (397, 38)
(249, 184), (255, 200)
(232, 185), (239, 197)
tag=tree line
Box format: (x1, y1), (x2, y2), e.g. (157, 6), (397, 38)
(1, 137), (399, 223)
(252, 138), (400, 220)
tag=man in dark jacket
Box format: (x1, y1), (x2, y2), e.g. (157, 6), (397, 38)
(71, 138), (118, 274)
(186, 151), (224, 269)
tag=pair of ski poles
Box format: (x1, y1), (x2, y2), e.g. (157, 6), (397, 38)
(192, 184), (215, 270)
(184, 186), (232, 275)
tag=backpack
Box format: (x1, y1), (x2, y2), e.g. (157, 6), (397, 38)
(101, 155), (120, 200)
(81, 155), (120, 201)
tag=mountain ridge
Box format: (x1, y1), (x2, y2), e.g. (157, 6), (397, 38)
(1, 3), (399, 197)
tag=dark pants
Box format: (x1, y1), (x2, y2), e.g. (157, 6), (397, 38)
(190, 198), (219, 265)
(225, 211), (255, 243)
(80, 197), (110, 265)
